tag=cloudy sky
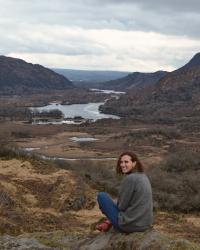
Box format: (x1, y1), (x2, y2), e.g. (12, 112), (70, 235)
(1, 0), (200, 72)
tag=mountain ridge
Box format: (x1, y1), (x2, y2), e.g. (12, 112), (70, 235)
(0, 56), (74, 95)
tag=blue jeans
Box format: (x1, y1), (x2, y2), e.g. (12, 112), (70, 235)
(97, 192), (123, 232)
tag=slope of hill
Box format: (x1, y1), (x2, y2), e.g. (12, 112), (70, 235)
(0, 56), (74, 95)
(96, 70), (168, 91)
(180, 52), (200, 70)
(100, 53), (200, 122)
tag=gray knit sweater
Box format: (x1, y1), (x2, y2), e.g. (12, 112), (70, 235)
(117, 173), (153, 232)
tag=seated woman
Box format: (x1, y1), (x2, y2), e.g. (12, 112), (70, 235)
(96, 152), (153, 233)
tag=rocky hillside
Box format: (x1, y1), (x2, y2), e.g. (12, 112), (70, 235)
(100, 52), (200, 122)
(97, 70), (168, 91)
(0, 56), (74, 95)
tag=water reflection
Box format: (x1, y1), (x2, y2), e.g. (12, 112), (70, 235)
(90, 88), (125, 94)
(70, 137), (98, 142)
(31, 102), (119, 121)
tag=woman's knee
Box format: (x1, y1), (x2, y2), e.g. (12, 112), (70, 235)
(97, 192), (108, 203)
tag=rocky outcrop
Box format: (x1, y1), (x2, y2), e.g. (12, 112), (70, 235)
(0, 229), (199, 250)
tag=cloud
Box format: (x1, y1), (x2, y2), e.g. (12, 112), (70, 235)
(1, 0), (200, 37)
(1, 0), (200, 71)
(93, 0), (200, 14)
(7, 28), (200, 71)
(0, 22), (109, 56)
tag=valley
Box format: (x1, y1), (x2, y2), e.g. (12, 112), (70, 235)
(0, 54), (200, 248)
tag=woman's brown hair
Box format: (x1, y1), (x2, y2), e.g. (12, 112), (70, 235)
(116, 152), (144, 174)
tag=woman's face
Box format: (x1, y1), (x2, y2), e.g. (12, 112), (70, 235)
(120, 155), (136, 174)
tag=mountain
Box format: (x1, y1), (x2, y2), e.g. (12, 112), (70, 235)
(100, 52), (200, 122)
(0, 56), (74, 95)
(135, 52), (200, 104)
(180, 52), (200, 70)
(52, 68), (130, 84)
(97, 70), (168, 91)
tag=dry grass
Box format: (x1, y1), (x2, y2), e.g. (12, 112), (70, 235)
(0, 158), (96, 235)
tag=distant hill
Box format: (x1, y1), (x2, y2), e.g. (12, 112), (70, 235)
(96, 70), (168, 91)
(52, 68), (168, 91)
(100, 52), (200, 122)
(0, 56), (74, 95)
(52, 68), (130, 84)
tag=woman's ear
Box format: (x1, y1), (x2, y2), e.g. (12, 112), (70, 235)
(132, 161), (137, 168)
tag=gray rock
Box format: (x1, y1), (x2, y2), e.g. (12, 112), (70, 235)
(0, 229), (199, 250)
(73, 230), (200, 250)
(0, 235), (57, 250)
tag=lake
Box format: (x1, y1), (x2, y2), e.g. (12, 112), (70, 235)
(31, 102), (119, 123)
(90, 88), (125, 94)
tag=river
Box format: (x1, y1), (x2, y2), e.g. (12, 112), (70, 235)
(31, 89), (122, 123)
(32, 102), (119, 123)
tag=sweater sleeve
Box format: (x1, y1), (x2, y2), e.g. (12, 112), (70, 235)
(117, 175), (136, 211)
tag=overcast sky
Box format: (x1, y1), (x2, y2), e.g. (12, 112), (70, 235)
(0, 0), (200, 72)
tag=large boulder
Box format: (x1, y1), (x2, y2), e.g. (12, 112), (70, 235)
(75, 230), (200, 250)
